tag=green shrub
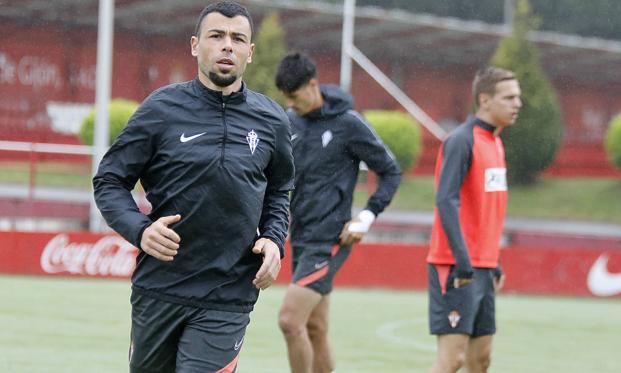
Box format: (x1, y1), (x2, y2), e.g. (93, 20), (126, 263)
(244, 12), (287, 106)
(490, 0), (563, 184)
(605, 113), (621, 169)
(363, 110), (422, 172)
(79, 99), (139, 145)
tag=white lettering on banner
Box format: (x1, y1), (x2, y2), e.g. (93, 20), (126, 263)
(0, 52), (17, 84)
(17, 55), (62, 89)
(40, 234), (137, 277)
(0, 52), (62, 89)
(69, 65), (96, 90)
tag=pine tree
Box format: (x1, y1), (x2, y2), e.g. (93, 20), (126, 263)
(244, 12), (287, 106)
(490, 0), (563, 184)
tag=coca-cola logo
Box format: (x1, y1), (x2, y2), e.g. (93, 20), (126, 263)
(40, 234), (137, 277)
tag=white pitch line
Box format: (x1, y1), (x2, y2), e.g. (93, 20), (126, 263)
(375, 318), (436, 353)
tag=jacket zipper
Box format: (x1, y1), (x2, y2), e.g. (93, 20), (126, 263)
(220, 101), (227, 167)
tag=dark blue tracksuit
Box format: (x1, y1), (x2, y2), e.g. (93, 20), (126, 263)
(93, 78), (294, 313)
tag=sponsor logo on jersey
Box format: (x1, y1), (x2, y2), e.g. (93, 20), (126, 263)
(587, 254), (621, 296)
(321, 130), (333, 148)
(180, 132), (206, 143)
(484, 167), (507, 192)
(246, 130), (259, 154)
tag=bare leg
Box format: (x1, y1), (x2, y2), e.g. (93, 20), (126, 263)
(278, 284), (322, 373)
(430, 334), (469, 373)
(307, 295), (334, 373)
(464, 335), (493, 373)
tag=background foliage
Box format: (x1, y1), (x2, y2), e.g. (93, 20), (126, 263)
(79, 99), (139, 145)
(244, 12), (288, 106)
(363, 110), (422, 172)
(605, 113), (621, 169)
(490, 0), (563, 184)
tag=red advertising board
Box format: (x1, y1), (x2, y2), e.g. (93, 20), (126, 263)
(1, 231), (620, 298)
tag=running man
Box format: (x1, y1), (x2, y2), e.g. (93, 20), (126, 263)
(93, 2), (294, 372)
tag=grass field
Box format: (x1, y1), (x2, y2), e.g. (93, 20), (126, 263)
(2, 159), (621, 224)
(1, 275), (619, 372)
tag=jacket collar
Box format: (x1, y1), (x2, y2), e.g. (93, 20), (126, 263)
(193, 77), (247, 105)
(469, 115), (496, 133)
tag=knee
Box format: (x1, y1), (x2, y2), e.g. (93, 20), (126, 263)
(476, 350), (492, 370)
(306, 318), (328, 341)
(437, 350), (466, 372)
(278, 310), (305, 339)
(451, 351), (467, 371)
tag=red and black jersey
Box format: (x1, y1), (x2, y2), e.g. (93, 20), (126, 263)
(428, 116), (507, 272)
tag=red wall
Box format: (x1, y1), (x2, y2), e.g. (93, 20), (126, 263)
(2, 231), (620, 298)
(1, 21), (621, 176)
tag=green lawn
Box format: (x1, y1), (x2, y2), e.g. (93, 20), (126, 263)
(0, 161), (91, 189)
(356, 175), (621, 224)
(0, 275), (619, 372)
(2, 160), (621, 224)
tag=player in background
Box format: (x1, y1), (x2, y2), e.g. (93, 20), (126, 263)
(275, 52), (401, 373)
(427, 67), (522, 373)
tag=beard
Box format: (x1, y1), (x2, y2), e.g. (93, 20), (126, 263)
(208, 71), (237, 88)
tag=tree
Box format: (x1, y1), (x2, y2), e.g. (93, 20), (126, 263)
(244, 12), (287, 106)
(605, 113), (621, 170)
(79, 99), (139, 145)
(490, 0), (563, 184)
(363, 110), (422, 173)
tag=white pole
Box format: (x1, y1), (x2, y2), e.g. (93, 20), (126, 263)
(340, 0), (355, 91)
(504, 0), (515, 33)
(349, 46), (446, 140)
(90, 0), (114, 232)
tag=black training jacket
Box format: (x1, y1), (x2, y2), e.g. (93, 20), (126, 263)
(288, 84), (401, 246)
(93, 78), (294, 313)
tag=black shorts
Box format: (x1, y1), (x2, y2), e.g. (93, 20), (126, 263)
(291, 244), (352, 295)
(129, 292), (250, 373)
(428, 264), (496, 337)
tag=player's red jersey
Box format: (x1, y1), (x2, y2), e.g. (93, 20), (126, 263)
(428, 117), (507, 268)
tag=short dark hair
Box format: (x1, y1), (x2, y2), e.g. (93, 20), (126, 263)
(194, 1), (254, 39)
(472, 66), (517, 107)
(275, 52), (317, 93)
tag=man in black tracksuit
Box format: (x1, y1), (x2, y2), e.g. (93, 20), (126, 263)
(275, 53), (401, 373)
(92, 3), (294, 372)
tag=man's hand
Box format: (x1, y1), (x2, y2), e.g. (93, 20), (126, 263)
(339, 221), (364, 245)
(140, 214), (181, 261)
(252, 238), (281, 290)
(339, 210), (375, 245)
(453, 277), (473, 288)
(494, 274), (506, 291)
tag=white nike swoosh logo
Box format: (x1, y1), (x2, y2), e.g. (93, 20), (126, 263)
(314, 260), (328, 270)
(234, 337), (244, 351)
(291, 134), (299, 141)
(180, 132), (206, 143)
(587, 254), (621, 296)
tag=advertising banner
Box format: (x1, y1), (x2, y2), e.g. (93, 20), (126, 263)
(1, 231), (620, 298)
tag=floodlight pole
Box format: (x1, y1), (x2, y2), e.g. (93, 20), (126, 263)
(89, 0), (114, 232)
(340, 0), (355, 91)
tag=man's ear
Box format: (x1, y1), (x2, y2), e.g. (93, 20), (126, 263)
(478, 92), (491, 109)
(247, 43), (255, 64)
(190, 36), (199, 57)
(308, 78), (321, 90)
